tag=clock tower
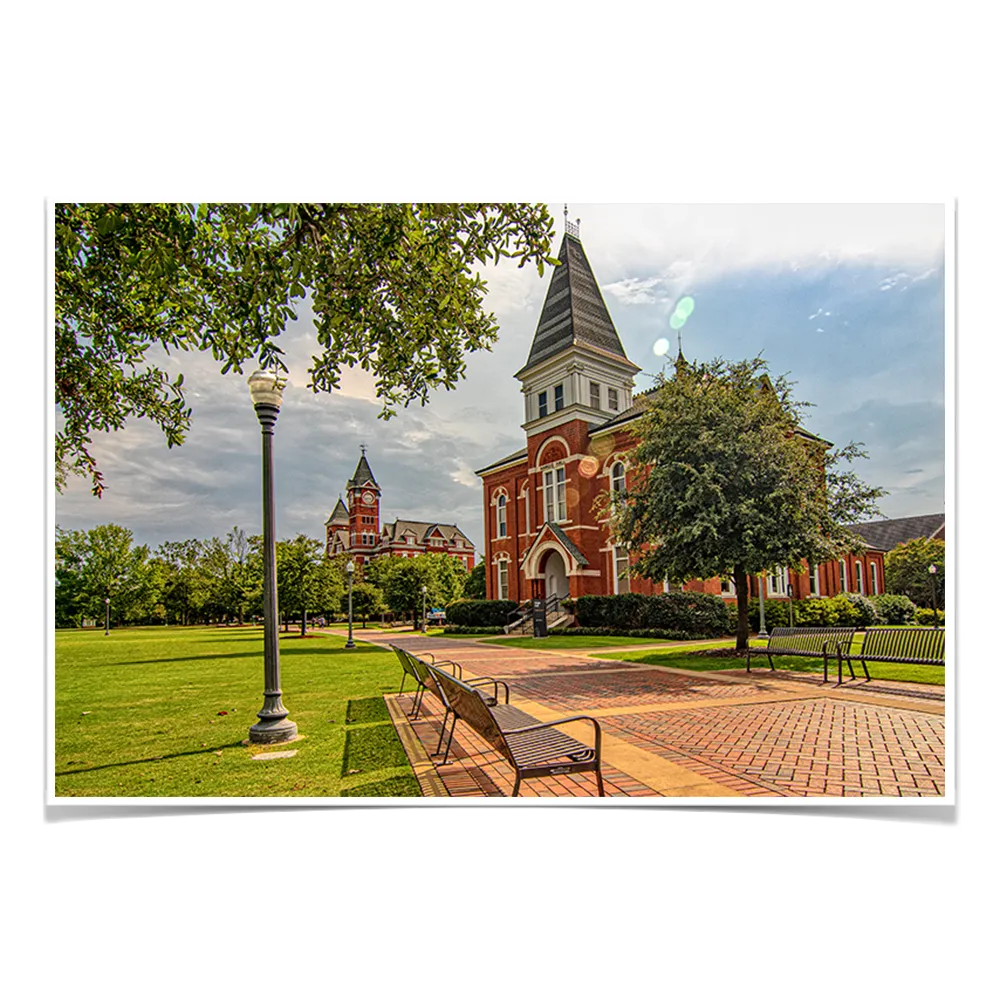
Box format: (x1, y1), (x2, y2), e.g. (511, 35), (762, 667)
(346, 446), (381, 557)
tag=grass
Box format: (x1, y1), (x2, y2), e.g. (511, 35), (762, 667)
(479, 634), (708, 650)
(595, 638), (945, 685)
(54, 626), (422, 798)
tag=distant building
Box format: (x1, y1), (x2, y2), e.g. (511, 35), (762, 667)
(325, 448), (476, 570)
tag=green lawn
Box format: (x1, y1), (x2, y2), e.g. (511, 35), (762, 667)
(480, 634), (717, 651)
(54, 626), (421, 798)
(595, 639), (945, 685)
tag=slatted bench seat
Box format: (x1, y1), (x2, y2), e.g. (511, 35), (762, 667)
(430, 663), (605, 797)
(837, 626), (945, 685)
(748, 626), (857, 684)
(389, 643), (508, 760)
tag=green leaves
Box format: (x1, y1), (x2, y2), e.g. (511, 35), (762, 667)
(55, 202), (556, 495)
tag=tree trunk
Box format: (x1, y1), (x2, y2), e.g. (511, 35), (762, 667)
(301, 607), (307, 636)
(734, 564), (750, 652)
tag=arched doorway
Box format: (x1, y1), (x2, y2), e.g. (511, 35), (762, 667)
(541, 549), (569, 601)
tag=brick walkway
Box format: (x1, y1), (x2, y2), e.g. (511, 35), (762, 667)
(377, 634), (946, 800)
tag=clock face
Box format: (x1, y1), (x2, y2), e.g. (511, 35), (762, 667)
(362, 491), (375, 505)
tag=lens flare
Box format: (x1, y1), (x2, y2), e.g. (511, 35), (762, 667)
(579, 455), (599, 478)
(652, 338), (670, 356)
(669, 295), (696, 330)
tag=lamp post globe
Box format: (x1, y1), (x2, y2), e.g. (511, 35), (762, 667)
(345, 560), (356, 649)
(247, 369), (297, 745)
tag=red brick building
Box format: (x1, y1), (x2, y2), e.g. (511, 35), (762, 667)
(325, 448), (475, 570)
(476, 224), (924, 607)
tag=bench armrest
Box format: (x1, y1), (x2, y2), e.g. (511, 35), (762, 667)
(503, 715), (602, 755)
(428, 657), (463, 678)
(466, 676), (510, 703)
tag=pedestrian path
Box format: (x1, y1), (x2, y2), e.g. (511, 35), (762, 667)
(367, 632), (946, 799)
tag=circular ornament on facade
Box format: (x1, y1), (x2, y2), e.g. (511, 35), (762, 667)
(362, 491), (375, 505)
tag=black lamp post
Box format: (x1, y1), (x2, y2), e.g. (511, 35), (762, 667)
(786, 582), (794, 627)
(421, 585), (428, 633)
(757, 573), (768, 639)
(104, 596), (110, 635)
(345, 560), (356, 649)
(247, 370), (297, 745)
(928, 564), (940, 629)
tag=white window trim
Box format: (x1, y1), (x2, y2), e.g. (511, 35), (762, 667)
(767, 567), (790, 597)
(497, 559), (510, 600)
(839, 559), (848, 594)
(613, 545), (630, 594)
(855, 561), (865, 595)
(870, 561), (879, 595)
(810, 564), (821, 597)
(496, 495), (507, 538)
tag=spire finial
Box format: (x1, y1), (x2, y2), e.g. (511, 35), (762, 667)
(360, 443), (367, 456)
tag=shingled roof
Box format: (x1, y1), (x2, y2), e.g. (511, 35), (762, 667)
(347, 450), (380, 491)
(517, 231), (631, 375)
(845, 513), (945, 552)
(474, 446), (529, 477)
(324, 496), (349, 526)
(382, 519), (473, 546)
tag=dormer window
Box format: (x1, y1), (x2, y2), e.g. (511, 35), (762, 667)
(538, 390), (548, 418)
(554, 384), (564, 411)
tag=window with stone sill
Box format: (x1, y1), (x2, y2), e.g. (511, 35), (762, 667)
(544, 466), (567, 522)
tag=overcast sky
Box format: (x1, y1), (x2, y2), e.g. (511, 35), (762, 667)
(54, 202), (946, 558)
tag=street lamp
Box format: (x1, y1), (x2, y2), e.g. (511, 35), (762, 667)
(757, 573), (768, 639)
(104, 596), (110, 635)
(247, 369), (297, 745)
(928, 564), (940, 629)
(345, 560), (356, 649)
(786, 583), (794, 627)
(421, 585), (428, 633)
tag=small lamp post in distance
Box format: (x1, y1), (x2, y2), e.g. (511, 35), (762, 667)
(345, 559), (356, 649)
(421, 585), (428, 633)
(104, 596), (110, 635)
(928, 564), (940, 629)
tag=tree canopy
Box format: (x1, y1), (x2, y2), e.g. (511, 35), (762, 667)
(608, 357), (885, 649)
(55, 202), (557, 494)
(884, 536), (945, 608)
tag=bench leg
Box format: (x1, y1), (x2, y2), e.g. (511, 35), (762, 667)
(766, 652), (775, 672)
(595, 765), (605, 797)
(440, 715), (458, 765)
(860, 657), (871, 682)
(433, 709), (452, 756)
(399, 673), (407, 696)
(512, 774), (521, 797)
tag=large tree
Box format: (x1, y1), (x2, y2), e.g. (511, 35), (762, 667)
(608, 357), (885, 650)
(55, 203), (556, 495)
(885, 537), (945, 608)
(276, 535), (344, 635)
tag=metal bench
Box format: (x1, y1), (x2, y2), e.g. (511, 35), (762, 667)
(837, 626), (945, 685)
(430, 664), (605, 797)
(748, 626), (857, 684)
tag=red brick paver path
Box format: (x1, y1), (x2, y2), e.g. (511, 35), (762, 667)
(380, 634), (946, 799)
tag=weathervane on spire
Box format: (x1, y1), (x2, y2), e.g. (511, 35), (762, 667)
(565, 204), (580, 239)
(360, 443), (367, 456)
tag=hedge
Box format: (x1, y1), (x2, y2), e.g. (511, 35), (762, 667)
(576, 592), (729, 637)
(444, 599), (518, 627)
(731, 594), (934, 630)
(441, 625), (506, 635)
(549, 626), (720, 641)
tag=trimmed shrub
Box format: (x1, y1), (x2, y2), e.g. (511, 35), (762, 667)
(441, 625), (506, 635)
(843, 593), (878, 627)
(549, 626), (715, 641)
(871, 593), (917, 625)
(914, 607), (945, 627)
(444, 599), (518, 627)
(576, 592), (729, 637)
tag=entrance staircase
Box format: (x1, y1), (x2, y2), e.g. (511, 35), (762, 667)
(503, 594), (571, 635)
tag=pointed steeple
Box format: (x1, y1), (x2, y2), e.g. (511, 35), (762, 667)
(347, 445), (380, 492)
(516, 225), (632, 378)
(674, 330), (688, 372)
(325, 495), (349, 526)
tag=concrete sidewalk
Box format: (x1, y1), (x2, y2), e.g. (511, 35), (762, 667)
(373, 633), (946, 799)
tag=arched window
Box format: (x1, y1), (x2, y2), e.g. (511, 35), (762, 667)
(497, 495), (507, 538)
(855, 561), (864, 594)
(611, 462), (626, 508)
(497, 560), (509, 600)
